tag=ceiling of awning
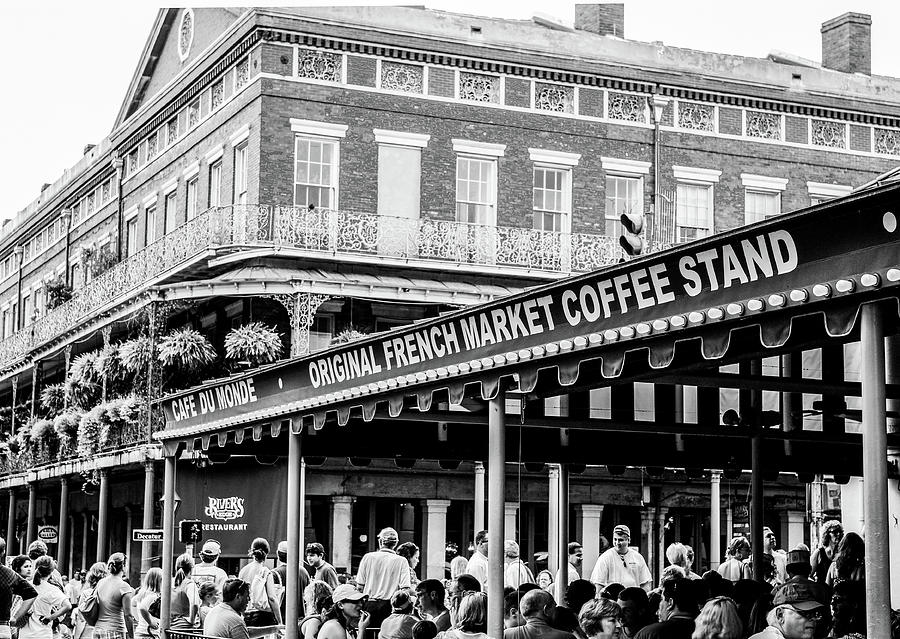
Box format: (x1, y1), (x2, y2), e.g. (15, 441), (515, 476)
(157, 182), (900, 472)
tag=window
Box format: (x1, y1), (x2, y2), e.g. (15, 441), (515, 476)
(209, 161), (222, 207)
(673, 166), (721, 242)
(32, 284), (43, 319)
(234, 144), (248, 205)
(70, 264), (82, 291)
(742, 174), (787, 224)
(1, 308), (8, 339)
(186, 177), (199, 221)
(164, 190), (178, 233)
(530, 149), (579, 234)
(294, 138), (337, 208)
(601, 158), (650, 237)
(374, 130), (429, 220)
(455, 156), (496, 224)
(309, 315), (334, 353)
(22, 293), (31, 326)
(145, 204), (158, 245)
(126, 216), (139, 257)
(807, 181), (851, 206)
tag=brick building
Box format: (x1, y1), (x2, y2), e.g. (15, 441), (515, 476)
(0, 5), (897, 583)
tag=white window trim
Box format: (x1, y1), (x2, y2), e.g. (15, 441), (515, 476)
(529, 148), (581, 167)
(373, 129), (430, 148)
(205, 145), (224, 164)
(532, 165), (573, 234)
(601, 157), (650, 175)
(182, 162), (200, 180)
(293, 135), (341, 210)
(124, 205), (139, 221)
(229, 123), (251, 147)
(807, 181), (852, 199)
(452, 139), (506, 157)
(741, 174), (788, 192)
(98, 233), (112, 248)
(162, 177), (179, 195)
(290, 119), (348, 139)
(142, 193), (158, 208)
(673, 165), (721, 183)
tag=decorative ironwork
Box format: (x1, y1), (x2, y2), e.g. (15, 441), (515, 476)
(678, 102), (714, 131)
(188, 101), (200, 129)
(102, 182), (111, 202)
(534, 83), (574, 113)
(178, 10), (193, 60)
(236, 58), (250, 90)
(811, 119), (846, 148)
(745, 110), (781, 140)
(268, 293), (332, 356)
(166, 119), (178, 145)
(874, 128), (900, 156)
(607, 92), (646, 123)
(380, 61), (423, 94)
(211, 80), (224, 110)
(459, 72), (500, 103)
(297, 49), (342, 82)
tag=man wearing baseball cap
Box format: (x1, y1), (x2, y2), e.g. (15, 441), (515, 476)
(589, 524), (652, 592)
(748, 581), (827, 639)
(204, 578), (284, 639)
(193, 539), (228, 596)
(356, 527), (411, 628)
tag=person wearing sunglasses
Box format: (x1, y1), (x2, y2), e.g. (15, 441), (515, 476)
(748, 581), (826, 639)
(318, 584), (370, 639)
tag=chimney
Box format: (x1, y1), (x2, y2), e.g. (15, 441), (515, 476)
(821, 12), (871, 75)
(575, 3), (624, 38)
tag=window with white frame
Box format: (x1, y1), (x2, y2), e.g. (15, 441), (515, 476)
(290, 120), (347, 209)
(530, 149), (580, 233)
(375, 129), (429, 220)
(806, 181), (852, 206)
(1, 307), (8, 339)
(673, 166), (721, 242)
(145, 203), (159, 245)
(22, 292), (31, 326)
(209, 160), (222, 207)
(233, 144), (248, 205)
(309, 315), (334, 353)
(70, 263), (83, 291)
(186, 176), (199, 221)
(601, 158), (650, 237)
(125, 209), (139, 257)
(32, 283), (43, 319)
(453, 140), (505, 225)
(164, 188), (178, 234)
(742, 174), (788, 224)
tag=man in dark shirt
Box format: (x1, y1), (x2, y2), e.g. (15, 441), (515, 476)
(275, 540), (310, 620)
(635, 577), (696, 639)
(0, 536), (39, 634)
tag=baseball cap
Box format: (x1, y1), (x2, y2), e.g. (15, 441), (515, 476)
(200, 540), (221, 557)
(378, 527), (399, 541)
(332, 584), (367, 603)
(773, 580), (826, 611)
(786, 549), (810, 569)
(613, 525), (631, 538)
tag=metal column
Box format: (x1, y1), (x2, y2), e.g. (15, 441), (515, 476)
(555, 464), (569, 605)
(547, 465), (560, 576)
(96, 470), (109, 561)
(160, 454), (177, 632)
(286, 429), (302, 637)
(750, 433), (764, 582)
(860, 304), (890, 635)
(6, 489), (16, 555)
(57, 479), (69, 571)
(710, 471), (721, 570)
(26, 482), (36, 548)
(486, 394), (505, 639)
(473, 461), (485, 541)
(141, 461), (156, 574)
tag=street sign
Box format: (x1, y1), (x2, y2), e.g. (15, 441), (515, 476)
(38, 525), (58, 543)
(133, 529), (165, 542)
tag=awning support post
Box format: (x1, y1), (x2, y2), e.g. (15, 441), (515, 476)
(474, 462), (485, 543)
(710, 471), (721, 571)
(750, 431), (763, 582)
(286, 426), (302, 639)
(160, 452), (177, 632)
(555, 464), (569, 604)
(861, 303), (890, 635)
(487, 392), (505, 639)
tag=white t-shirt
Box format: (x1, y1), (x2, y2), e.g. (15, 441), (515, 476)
(19, 581), (69, 639)
(465, 552), (489, 592)
(589, 548), (652, 590)
(503, 559), (534, 589)
(356, 549), (411, 600)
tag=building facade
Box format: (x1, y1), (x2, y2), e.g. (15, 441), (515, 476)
(0, 5), (896, 583)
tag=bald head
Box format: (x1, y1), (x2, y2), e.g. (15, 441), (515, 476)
(520, 589), (555, 620)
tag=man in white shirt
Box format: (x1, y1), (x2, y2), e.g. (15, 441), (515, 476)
(557, 542), (582, 585)
(503, 540), (534, 589)
(356, 527), (411, 628)
(589, 525), (652, 592)
(465, 530), (490, 592)
(193, 540), (229, 599)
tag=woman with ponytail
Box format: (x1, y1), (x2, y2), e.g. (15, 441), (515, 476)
(18, 556), (71, 639)
(93, 553), (134, 639)
(169, 554), (199, 629)
(238, 538), (284, 629)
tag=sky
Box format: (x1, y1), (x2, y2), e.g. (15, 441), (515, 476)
(2, 0), (899, 219)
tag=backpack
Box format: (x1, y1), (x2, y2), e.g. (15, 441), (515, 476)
(79, 588), (100, 626)
(249, 568), (276, 611)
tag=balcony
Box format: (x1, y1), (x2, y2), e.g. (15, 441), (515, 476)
(0, 205), (666, 370)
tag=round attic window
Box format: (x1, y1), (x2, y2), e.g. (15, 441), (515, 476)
(178, 9), (194, 62)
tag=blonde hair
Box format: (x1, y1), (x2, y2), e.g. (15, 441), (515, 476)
(454, 592), (487, 633)
(142, 567), (163, 593)
(87, 562), (108, 588)
(691, 597), (743, 639)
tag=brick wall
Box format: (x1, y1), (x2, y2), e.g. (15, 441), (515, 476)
(849, 125), (870, 152)
(347, 56), (376, 86)
(718, 108), (741, 136)
(428, 67), (455, 98)
(785, 116), (808, 144)
(504, 78), (530, 108)
(578, 88), (603, 118)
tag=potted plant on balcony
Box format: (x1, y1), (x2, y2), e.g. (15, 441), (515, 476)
(28, 417), (58, 462)
(65, 352), (102, 410)
(119, 336), (153, 389)
(224, 322), (283, 370)
(45, 276), (73, 311)
(330, 327), (368, 345)
(84, 245), (118, 278)
(53, 410), (81, 457)
(41, 383), (66, 417)
(158, 327), (217, 390)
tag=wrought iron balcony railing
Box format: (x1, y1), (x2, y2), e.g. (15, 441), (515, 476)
(0, 205), (666, 369)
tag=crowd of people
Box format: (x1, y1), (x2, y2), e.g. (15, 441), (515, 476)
(1, 518), (898, 639)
